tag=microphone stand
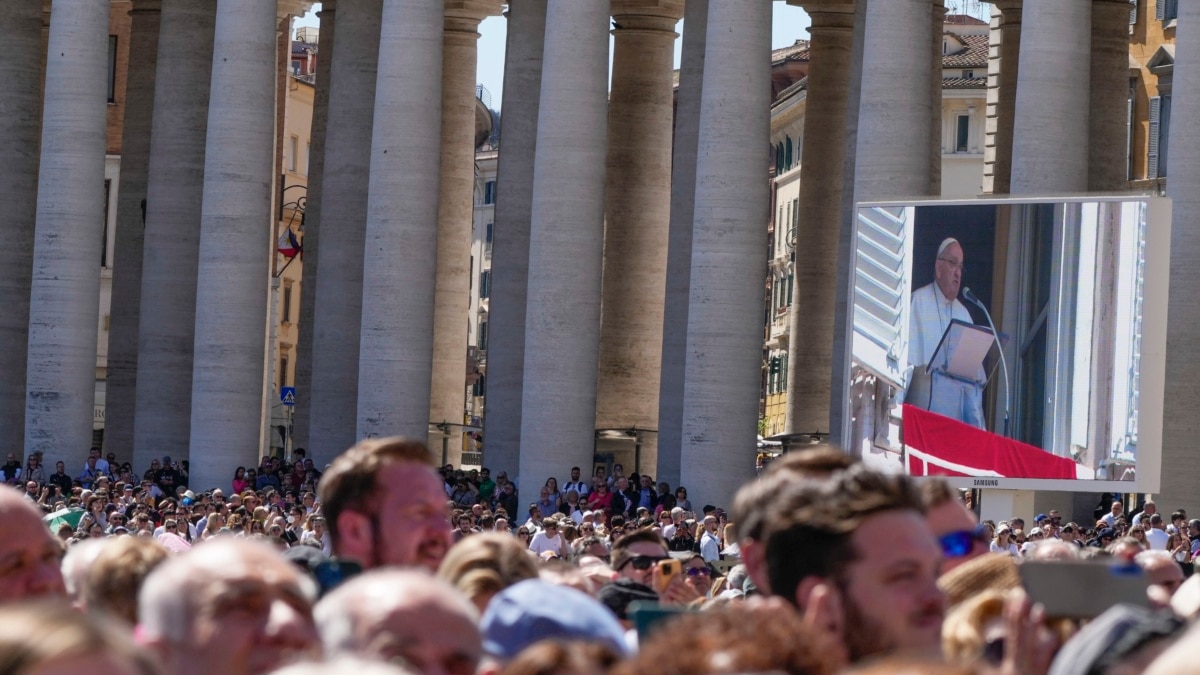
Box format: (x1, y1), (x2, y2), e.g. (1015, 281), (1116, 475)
(963, 288), (1010, 437)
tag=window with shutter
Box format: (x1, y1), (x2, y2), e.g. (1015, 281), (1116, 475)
(1147, 96), (1161, 179)
(780, 353), (789, 391)
(1156, 0), (1165, 20)
(1130, 0), (1137, 24)
(852, 206), (912, 387)
(785, 137), (794, 171)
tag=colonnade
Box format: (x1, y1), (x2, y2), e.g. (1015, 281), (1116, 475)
(8, 0), (1200, 510)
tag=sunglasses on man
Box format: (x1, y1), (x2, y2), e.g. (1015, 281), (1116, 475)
(620, 555), (669, 571)
(938, 524), (991, 558)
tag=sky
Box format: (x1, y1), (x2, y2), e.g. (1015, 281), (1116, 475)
(294, 4), (814, 110)
(294, 3), (991, 110)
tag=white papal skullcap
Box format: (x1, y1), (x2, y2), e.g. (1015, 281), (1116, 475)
(937, 237), (960, 257)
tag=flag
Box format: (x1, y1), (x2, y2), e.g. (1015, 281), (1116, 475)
(277, 228), (300, 259)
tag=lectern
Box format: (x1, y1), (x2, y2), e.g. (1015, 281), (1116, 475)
(907, 318), (994, 429)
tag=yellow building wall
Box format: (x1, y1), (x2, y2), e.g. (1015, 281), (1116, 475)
(1129, 0), (1175, 182)
(276, 75), (314, 391)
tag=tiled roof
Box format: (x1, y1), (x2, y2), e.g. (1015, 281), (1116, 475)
(943, 34), (988, 68)
(772, 39), (811, 64)
(943, 76), (987, 90)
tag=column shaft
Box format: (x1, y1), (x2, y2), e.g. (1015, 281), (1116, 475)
(931, 0), (945, 194)
(25, 0), (111, 462)
(356, 0), (444, 439)
(132, 0), (215, 477)
(1089, 0), (1133, 192)
(855, 0), (934, 199)
(431, 5), (500, 465)
(291, 0), (336, 452)
(188, 0), (278, 492)
(785, 1), (854, 436)
(485, 0), (547, 477)
(517, 0), (610, 488)
(657, 0), (707, 491)
(106, 0), (161, 459)
(0, 1), (42, 459)
(596, 1), (683, 477)
(679, 0), (771, 509)
(308, 0), (379, 465)
(1160, 1), (1200, 519)
(1010, 0), (1090, 194)
(990, 1), (1021, 194)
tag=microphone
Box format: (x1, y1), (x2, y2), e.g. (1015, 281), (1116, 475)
(961, 287), (1010, 437)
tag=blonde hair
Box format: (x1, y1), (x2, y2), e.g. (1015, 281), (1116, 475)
(437, 533), (538, 611)
(85, 537), (170, 624)
(942, 589), (1006, 665)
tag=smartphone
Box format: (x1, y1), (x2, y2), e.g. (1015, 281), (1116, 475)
(312, 560), (363, 597)
(1019, 560), (1150, 618)
(656, 558), (681, 593)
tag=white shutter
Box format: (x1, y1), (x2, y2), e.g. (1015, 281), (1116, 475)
(1131, 0), (1138, 24)
(852, 206), (911, 387)
(1156, 0), (1166, 21)
(1148, 96), (1161, 179)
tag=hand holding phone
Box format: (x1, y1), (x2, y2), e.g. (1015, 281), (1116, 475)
(655, 558), (681, 594)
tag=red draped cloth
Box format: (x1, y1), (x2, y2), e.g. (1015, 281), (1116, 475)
(902, 404), (1078, 479)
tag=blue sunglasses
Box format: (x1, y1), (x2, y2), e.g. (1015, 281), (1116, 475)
(939, 524), (990, 558)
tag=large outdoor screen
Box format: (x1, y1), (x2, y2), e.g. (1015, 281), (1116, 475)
(844, 197), (1169, 492)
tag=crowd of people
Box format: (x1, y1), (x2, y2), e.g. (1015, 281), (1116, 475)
(2, 439), (1200, 674)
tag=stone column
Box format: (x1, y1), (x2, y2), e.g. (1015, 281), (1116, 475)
(1010, 1), (1090, 195)
(595, 0), (684, 478)
(1160, 0), (1200, 519)
(517, 0), (611, 488)
(855, 0), (934, 199)
(132, 0), (215, 477)
(485, 0), (547, 478)
(25, 0), (110, 462)
(784, 0), (854, 437)
(989, 0), (1021, 194)
(106, 0), (161, 460)
(291, 0), (336, 452)
(931, 0), (946, 195)
(430, 0), (503, 467)
(656, 0), (706, 491)
(307, 0), (379, 466)
(679, 0), (771, 509)
(356, 0), (444, 439)
(1089, 0), (1133, 192)
(187, 0), (278, 492)
(0, 1), (42, 459)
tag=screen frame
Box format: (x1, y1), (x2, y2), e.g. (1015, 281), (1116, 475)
(843, 195), (1169, 494)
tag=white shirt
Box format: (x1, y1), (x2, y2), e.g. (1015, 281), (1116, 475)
(700, 531), (721, 562)
(1145, 527), (1169, 551)
(563, 481), (589, 498)
(302, 530), (333, 556)
(528, 531), (563, 557)
(990, 541), (1019, 557)
(1102, 512), (1119, 527)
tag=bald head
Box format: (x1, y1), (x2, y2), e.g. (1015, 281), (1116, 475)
(139, 539), (318, 675)
(316, 569), (481, 674)
(0, 485), (65, 602)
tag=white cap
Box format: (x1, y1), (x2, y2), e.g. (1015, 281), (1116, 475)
(938, 237), (960, 257)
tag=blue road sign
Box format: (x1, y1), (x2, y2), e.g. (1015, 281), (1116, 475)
(281, 386), (296, 406)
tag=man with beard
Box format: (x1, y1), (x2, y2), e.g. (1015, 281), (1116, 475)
(319, 437), (452, 572)
(759, 465), (945, 668)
